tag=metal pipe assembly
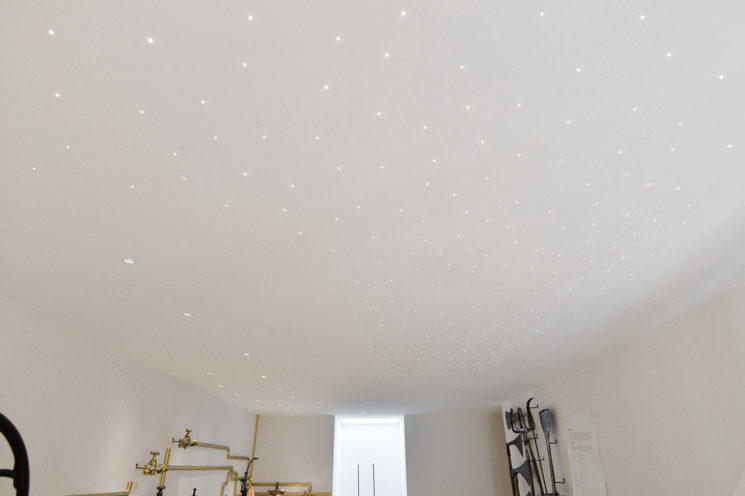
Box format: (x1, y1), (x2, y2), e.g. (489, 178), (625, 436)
(137, 448), (237, 494)
(173, 429), (253, 461)
(66, 481), (134, 496)
(250, 414), (260, 480)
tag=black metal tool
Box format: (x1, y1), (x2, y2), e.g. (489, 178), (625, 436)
(505, 435), (521, 496)
(507, 408), (535, 495)
(526, 398), (548, 493)
(506, 431), (524, 458)
(156, 486), (166, 496)
(239, 457), (259, 496)
(191, 489), (197, 496)
(510, 458), (534, 496)
(514, 407), (545, 496)
(539, 409), (565, 496)
(0, 412), (30, 496)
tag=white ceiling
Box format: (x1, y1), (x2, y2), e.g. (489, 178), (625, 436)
(1, 0), (744, 415)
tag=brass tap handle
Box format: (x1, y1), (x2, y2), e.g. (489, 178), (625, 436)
(176, 428), (194, 449)
(136, 451), (162, 475)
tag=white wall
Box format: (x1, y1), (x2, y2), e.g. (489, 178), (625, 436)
(405, 412), (513, 496)
(526, 284), (745, 496)
(251, 415), (334, 492)
(0, 296), (253, 496)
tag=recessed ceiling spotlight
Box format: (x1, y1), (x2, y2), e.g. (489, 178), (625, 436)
(217, 384), (224, 388)
(639, 14), (645, 20)
(666, 52), (672, 58)
(54, 92), (60, 98)
(183, 312), (193, 317)
(243, 352), (250, 356)
(146, 37), (155, 44)
(539, 11), (545, 16)
(207, 372), (213, 375)
(48, 29), (55, 36)
(247, 14), (254, 21)
(718, 74), (725, 80)
(383, 52), (390, 58)
(122, 258), (136, 265)
(261, 375), (266, 379)
(335, 35), (342, 42)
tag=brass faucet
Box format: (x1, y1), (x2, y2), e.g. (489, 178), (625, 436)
(174, 428), (197, 449)
(137, 451), (166, 475)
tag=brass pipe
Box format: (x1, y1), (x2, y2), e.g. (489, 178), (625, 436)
(173, 428), (253, 461)
(192, 441), (252, 461)
(158, 448), (171, 488)
(66, 481), (134, 496)
(250, 414), (260, 479)
(251, 482), (313, 493)
(254, 493), (330, 496)
(166, 465), (235, 471)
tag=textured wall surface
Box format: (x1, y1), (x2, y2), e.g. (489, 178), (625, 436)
(250, 414), (335, 492)
(405, 412), (513, 496)
(0, 296), (253, 496)
(530, 285), (745, 496)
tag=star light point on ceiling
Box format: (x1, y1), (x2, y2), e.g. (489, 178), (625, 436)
(146, 37), (155, 44)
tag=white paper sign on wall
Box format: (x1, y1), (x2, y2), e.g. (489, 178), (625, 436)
(566, 418), (607, 496)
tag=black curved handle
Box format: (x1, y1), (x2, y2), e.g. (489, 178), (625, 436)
(0, 412), (30, 496)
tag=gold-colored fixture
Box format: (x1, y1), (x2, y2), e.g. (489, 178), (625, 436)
(251, 482), (312, 494)
(173, 428), (253, 461)
(137, 448), (235, 492)
(139, 451), (166, 475)
(250, 414), (260, 480)
(66, 481), (133, 496)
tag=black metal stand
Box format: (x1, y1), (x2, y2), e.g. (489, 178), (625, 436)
(0, 412), (30, 496)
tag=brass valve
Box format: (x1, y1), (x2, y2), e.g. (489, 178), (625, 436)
(175, 428), (197, 449)
(137, 451), (165, 475)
